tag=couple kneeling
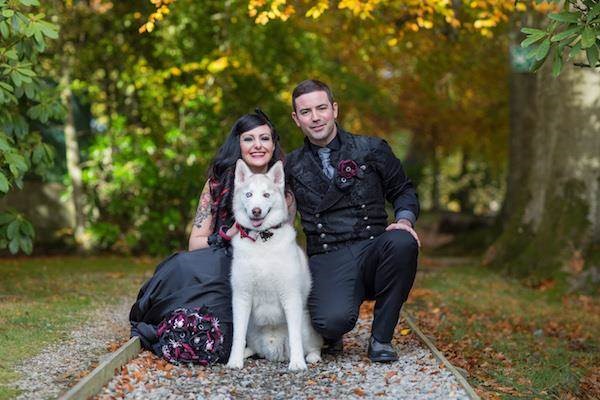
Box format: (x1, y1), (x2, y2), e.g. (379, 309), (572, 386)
(129, 80), (420, 368)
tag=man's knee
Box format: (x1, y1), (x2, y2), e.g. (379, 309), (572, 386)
(381, 229), (418, 257)
(311, 309), (357, 340)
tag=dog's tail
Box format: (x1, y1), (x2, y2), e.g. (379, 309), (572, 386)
(252, 326), (288, 362)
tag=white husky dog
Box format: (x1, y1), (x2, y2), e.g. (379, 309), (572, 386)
(226, 159), (322, 371)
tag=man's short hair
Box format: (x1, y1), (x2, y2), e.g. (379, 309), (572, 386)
(291, 79), (335, 111)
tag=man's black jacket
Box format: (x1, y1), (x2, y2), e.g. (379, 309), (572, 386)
(285, 128), (419, 256)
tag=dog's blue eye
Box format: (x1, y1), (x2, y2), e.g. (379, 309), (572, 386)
(245, 192), (252, 198)
(263, 193), (270, 198)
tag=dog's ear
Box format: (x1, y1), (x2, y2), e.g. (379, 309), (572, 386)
(267, 161), (285, 189)
(235, 159), (252, 186)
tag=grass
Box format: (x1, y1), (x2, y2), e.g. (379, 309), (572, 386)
(408, 262), (600, 399)
(0, 256), (156, 399)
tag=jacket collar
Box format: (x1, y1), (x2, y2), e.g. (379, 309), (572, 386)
(290, 127), (356, 213)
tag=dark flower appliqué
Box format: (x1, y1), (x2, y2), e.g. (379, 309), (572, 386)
(338, 159), (359, 179)
(334, 159), (365, 191)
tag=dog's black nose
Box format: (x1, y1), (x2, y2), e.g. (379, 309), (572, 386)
(252, 207), (262, 217)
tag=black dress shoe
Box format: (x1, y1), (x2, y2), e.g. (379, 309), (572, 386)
(322, 337), (344, 355)
(367, 336), (398, 362)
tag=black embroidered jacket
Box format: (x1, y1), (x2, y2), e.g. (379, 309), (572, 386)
(285, 128), (419, 256)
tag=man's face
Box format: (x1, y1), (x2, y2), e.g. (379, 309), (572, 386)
(292, 90), (338, 147)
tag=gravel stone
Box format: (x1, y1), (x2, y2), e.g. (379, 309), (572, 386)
(96, 315), (469, 399)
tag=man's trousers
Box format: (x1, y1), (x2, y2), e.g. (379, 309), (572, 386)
(307, 229), (418, 343)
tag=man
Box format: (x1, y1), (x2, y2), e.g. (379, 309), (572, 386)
(284, 79), (420, 362)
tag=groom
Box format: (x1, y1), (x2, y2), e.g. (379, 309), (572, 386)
(284, 79), (420, 362)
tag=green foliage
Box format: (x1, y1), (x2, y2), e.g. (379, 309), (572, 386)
(53, 0), (345, 254)
(521, 0), (600, 76)
(0, 0), (61, 254)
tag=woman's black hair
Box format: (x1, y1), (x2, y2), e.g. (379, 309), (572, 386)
(207, 110), (285, 229)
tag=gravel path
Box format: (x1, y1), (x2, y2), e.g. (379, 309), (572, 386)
(12, 299), (133, 400)
(96, 314), (469, 399)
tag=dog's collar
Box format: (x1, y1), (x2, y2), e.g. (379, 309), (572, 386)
(235, 222), (284, 242)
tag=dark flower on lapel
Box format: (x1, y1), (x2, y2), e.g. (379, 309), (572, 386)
(338, 159), (359, 179)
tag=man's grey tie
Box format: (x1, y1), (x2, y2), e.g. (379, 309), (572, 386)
(317, 147), (335, 180)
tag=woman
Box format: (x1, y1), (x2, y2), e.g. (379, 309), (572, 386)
(129, 110), (289, 365)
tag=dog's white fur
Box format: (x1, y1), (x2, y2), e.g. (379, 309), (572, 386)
(226, 160), (322, 371)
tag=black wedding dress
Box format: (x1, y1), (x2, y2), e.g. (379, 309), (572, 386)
(129, 245), (233, 361)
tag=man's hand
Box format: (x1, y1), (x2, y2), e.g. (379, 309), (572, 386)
(385, 219), (421, 248)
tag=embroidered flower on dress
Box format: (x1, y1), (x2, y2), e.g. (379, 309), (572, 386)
(156, 306), (225, 365)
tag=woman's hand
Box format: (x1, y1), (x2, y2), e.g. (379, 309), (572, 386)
(225, 224), (239, 239)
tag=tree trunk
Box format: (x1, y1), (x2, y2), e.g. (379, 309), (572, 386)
(60, 67), (90, 250)
(490, 59), (600, 290)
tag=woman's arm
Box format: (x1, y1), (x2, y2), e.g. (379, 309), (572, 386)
(285, 190), (297, 224)
(188, 181), (215, 251)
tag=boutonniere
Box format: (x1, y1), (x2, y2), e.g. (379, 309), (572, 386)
(335, 159), (365, 190)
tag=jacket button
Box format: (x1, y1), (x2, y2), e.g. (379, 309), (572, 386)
(363, 216), (368, 220)
(369, 236), (374, 240)
(366, 225), (371, 230)
(320, 233), (325, 238)
(361, 204), (366, 208)
(323, 243), (329, 250)
(315, 213), (320, 218)
(317, 223), (323, 229)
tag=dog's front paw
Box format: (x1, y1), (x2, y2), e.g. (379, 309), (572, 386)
(288, 358), (308, 371)
(305, 351), (321, 364)
(226, 357), (244, 369)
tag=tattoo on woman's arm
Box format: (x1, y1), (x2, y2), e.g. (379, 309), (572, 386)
(193, 192), (212, 228)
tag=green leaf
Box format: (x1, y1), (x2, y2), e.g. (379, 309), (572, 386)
(2, 9), (14, 18)
(5, 48), (18, 60)
(521, 27), (547, 35)
(19, 0), (40, 6)
(20, 220), (34, 237)
(19, 236), (32, 254)
(17, 67), (36, 77)
(552, 48), (564, 77)
(5, 153), (28, 173)
(548, 11), (580, 23)
(551, 26), (582, 42)
(37, 20), (58, 39)
(586, 44), (599, 67)
(0, 133), (11, 151)
(0, 171), (9, 193)
(522, 32), (547, 48)
(536, 39), (551, 61)
(6, 220), (19, 240)
(32, 143), (44, 164)
(581, 26), (597, 48)
(569, 41), (582, 60)
(0, 21), (8, 38)
(8, 237), (19, 254)
(0, 212), (14, 225)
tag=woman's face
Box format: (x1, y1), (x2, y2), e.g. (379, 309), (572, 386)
(239, 124), (275, 173)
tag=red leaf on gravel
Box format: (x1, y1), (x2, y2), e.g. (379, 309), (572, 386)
(354, 388), (366, 397)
